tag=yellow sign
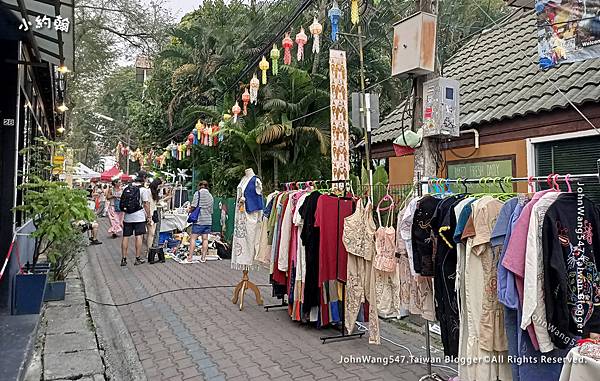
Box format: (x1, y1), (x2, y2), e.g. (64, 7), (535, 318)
(52, 155), (65, 165)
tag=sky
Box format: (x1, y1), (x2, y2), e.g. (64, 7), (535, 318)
(163, 0), (202, 20)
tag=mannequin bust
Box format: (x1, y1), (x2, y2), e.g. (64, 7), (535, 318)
(237, 168), (263, 213)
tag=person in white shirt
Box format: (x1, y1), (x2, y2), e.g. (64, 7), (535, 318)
(120, 171), (152, 266)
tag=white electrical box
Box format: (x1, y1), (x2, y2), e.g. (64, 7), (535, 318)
(422, 77), (460, 137)
(391, 12), (437, 76)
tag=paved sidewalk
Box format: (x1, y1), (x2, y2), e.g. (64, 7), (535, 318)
(24, 273), (105, 381)
(84, 218), (455, 381)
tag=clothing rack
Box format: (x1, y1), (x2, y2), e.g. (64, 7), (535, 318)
(264, 179), (365, 343)
(412, 164), (600, 381)
(320, 179), (365, 344)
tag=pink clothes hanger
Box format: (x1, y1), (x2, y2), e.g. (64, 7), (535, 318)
(565, 174), (572, 192)
(552, 174), (561, 191)
(528, 176), (535, 193)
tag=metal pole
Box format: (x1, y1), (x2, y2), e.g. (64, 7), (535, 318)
(357, 24), (371, 175)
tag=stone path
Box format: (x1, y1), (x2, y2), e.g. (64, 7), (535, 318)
(83, 217), (456, 380)
(25, 274), (106, 381)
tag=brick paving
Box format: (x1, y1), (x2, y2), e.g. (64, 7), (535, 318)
(84, 218), (456, 380)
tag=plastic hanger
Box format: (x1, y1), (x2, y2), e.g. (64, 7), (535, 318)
(565, 174), (572, 192)
(552, 173), (560, 192)
(528, 176), (536, 193)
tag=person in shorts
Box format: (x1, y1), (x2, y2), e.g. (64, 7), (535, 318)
(187, 180), (214, 263)
(121, 171), (152, 266)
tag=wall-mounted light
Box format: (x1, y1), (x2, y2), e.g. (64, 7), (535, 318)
(57, 103), (69, 112)
(57, 65), (70, 74)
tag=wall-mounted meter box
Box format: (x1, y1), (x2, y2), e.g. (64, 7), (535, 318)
(422, 77), (460, 137)
(391, 12), (437, 76)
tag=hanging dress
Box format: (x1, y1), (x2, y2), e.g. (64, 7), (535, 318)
(343, 199), (380, 344)
(231, 175), (263, 271)
(373, 203), (401, 319)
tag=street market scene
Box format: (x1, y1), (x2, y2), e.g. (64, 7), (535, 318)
(2, 0), (600, 380)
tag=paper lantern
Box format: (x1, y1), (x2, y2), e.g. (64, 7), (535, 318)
(328, 0), (342, 42)
(295, 27), (308, 62)
(310, 17), (323, 54)
(351, 0), (359, 25)
(192, 128), (198, 145)
(232, 101), (241, 123)
(186, 133), (194, 156)
(242, 88), (250, 115)
(168, 142), (177, 158)
(218, 121), (225, 143)
(223, 113), (231, 122)
(207, 125), (213, 147)
(270, 44), (280, 75)
(249, 74), (259, 104)
(259, 56), (270, 85)
(282, 32), (293, 65)
(178, 143), (185, 160)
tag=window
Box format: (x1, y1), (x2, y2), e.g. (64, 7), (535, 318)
(535, 134), (600, 203)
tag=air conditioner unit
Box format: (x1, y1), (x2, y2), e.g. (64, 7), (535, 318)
(422, 77), (460, 137)
(391, 12), (437, 76)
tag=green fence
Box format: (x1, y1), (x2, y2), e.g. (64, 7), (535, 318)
(211, 197), (236, 243)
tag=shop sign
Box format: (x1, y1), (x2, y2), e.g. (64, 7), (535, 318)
(447, 158), (513, 193)
(537, 1), (600, 69)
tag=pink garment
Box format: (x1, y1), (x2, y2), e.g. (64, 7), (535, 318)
(501, 189), (552, 350)
(107, 205), (124, 234)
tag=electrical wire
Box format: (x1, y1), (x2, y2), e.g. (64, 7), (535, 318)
(85, 284), (272, 307)
(355, 322), (459, 375)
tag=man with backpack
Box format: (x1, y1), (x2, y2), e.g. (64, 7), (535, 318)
(120, 171), (152, 266)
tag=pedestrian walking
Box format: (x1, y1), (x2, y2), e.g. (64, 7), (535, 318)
(95, 184), (107, 217)
(146, 178), (162, 251)
(120, 171), (151, 266)
(187, 180), (214, 263)
(102, 184), (109, 217)
(107, 179), (124, 238)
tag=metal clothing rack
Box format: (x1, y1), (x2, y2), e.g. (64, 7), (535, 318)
(320, 179), (365, 344)
(413, 164), (600, 381)
(263, 179), (365, 343)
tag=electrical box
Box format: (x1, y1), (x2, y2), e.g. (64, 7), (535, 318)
(391, 12), (437, 76)
(422, 77), (460, 137)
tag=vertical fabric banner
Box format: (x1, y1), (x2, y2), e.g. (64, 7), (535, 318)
(329, 49), (349, 182)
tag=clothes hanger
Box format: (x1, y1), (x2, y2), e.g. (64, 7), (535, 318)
(553, 173), (564, 192)
(565, 174), (573, 192)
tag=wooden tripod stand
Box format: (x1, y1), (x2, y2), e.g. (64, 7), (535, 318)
(231, 270), (263, 311)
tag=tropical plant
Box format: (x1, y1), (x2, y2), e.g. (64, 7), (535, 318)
(47, 226), (87, 282)
(14, 177), (95, 271)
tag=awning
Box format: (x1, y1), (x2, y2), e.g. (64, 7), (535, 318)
(73, 162), (100, 180)
(1, 0), (74, 70)
(100, 166), (122, 182)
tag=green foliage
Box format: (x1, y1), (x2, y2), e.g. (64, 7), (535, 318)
(47, 228), (87, 282)
(14, 177), (94, 270)
(71, 0), (510, 196)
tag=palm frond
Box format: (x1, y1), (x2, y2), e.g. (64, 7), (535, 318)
(295, 126), (330, 155)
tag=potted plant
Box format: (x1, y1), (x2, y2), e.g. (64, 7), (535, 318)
(13, 176), (94, 313)
(44, 227), (87, 301)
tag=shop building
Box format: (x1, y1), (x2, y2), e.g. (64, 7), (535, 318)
(0, 0), (74, 313)
(372, 10), (600, 199)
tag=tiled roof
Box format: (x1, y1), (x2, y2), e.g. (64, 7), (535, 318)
(372, 9), (600, 145)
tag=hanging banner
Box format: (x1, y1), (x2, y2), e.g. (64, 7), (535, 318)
(536, 1), (600, 69)
(329, 49), (349, 182)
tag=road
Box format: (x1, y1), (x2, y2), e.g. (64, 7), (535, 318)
(83, 218), (455, 381)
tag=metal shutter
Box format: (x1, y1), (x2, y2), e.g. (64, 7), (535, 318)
(535, 135), (600, 203)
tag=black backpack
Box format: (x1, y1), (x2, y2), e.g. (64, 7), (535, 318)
(119, 185), (142, 213)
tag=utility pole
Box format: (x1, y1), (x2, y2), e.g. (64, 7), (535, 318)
(412, 0), (439, 184)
